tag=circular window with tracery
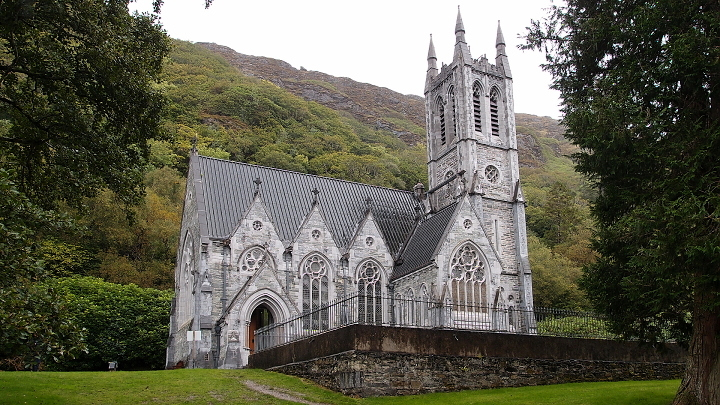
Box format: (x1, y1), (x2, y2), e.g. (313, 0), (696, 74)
(252, 220), (263, 231)
(241, 248), (266, 272)
(304, 255), (327, 278)
(311, 229), (321, 239)
(365, 236), (374, 246)
(463, 219), (472, 229)
(485, 165), (499, 183)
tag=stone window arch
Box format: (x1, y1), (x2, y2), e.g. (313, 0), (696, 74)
(449, 242), (488, 313)
(489, 87), (502, 137)
(300, 253), (330, 330)
(472, 82), (484, 133)
(356, 260), (383, 324)
(436, 96), (447, 146)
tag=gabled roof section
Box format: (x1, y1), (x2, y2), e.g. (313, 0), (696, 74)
(391, 202), (459, 281)
(193, 154), (417, 255)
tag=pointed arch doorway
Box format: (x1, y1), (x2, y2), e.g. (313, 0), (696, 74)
(248, 304), (274, 353)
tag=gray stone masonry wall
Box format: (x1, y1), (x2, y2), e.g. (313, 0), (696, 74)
(248, 324), (686, 397)
(273, 351), (685, 397)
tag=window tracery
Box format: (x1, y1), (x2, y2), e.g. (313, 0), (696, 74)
(485, 165), (499, 183)
(302, 254), (329, 330)
(357, 260), (382, 324)
(450, 243), (487, 312)
(240, 247), (266, 272)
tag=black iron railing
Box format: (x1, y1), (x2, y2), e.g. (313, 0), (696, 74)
(254, 293), (614, 352)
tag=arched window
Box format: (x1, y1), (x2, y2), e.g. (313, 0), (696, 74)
(490, 89), (501, 136)
(357, 260), (382, 324)
(438, 99), (446, 146)
(301, 254), (329, 330)
(450, 243), (487, 313)
(239, 247), (266, 272)
(473, 83), (483, 133)
(449, 87), (457, 141)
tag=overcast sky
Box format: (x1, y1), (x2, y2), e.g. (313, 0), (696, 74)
(132, 0), (562, 119)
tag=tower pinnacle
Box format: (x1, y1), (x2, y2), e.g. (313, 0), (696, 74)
(455, 6), (466, 44)
(496, 20), (506, 56)
(495, 21), (512, 77)
(425, 34), (439, 91)
(453, 6), (471, 63)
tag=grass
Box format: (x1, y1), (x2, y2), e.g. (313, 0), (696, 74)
(0, 369), (679, 405)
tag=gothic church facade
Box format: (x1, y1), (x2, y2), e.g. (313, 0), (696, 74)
(166, 11), (534, 369)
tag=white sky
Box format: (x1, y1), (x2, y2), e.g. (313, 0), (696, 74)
(132, 0), (562, 119)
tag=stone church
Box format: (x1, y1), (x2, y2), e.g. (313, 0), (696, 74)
(166, 11), (534, 369)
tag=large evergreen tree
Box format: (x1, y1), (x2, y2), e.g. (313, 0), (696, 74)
(524, 1), (720, 403)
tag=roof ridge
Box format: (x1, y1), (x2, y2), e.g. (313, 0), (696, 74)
(197, 155), (415, 195)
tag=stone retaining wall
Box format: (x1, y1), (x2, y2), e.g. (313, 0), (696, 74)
(248, 325), (686, 397)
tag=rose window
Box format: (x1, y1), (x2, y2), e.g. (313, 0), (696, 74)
(241, 248), (265, 272)
(485, 165), (499, 183)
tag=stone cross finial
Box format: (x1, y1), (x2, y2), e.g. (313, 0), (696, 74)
(311, 187), (320, 204)
(253, 177), (262, 196)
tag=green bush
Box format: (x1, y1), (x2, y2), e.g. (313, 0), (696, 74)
(536, 315), (615, 339)
(44, 277), (173, 371)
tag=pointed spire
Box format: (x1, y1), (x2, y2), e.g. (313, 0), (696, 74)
(495, 20), (512, 78)
(495, 20), (506, 56)
(427, 34), (438, 76)
(453, 6), (472, 63)
(454, 6), (466, 43)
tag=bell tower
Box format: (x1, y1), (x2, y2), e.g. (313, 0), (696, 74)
(424, 8), (520, 212)
(424, 9), (533, 308)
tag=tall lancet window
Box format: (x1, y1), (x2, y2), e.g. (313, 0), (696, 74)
(438, 98), (446, 145)
(301, 254), (329, 330)
(357, 260), (382, 324)
(450, 243), (488, 313)
(490, 89), (500, 136)
(449, 87), (457, 140)
(473, 83), (483, 133)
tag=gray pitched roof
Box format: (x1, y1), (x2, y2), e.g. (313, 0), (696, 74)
(193, 154), (419, 255)
(391, 202), (458, 281)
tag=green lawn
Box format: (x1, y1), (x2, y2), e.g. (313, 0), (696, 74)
(0, 369), (679, 405)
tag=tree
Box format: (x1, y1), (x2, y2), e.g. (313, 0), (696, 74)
(0, 0), (170, 368)
(0, 169), (86, 369)
(0, 0), (171, 209)
(524, 1), (720, 403)
(527, 181), (582, 247)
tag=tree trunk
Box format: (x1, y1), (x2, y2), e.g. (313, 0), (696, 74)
(673, 292), (720, 405)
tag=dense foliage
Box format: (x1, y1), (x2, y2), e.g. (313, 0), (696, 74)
(525, 1), (720, 403)
(0, 0), (171, 209)
(0, 170), (86, 370)
(0, 0), (170, 369)
(45, 277), (173, 371)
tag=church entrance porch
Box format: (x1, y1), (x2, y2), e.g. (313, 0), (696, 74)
(248, 304), (274, 353)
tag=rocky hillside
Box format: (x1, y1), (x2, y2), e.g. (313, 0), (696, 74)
(198, 43), (426, 146)
(197, 42), (570, 170)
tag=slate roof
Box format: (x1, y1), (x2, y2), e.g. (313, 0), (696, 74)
(193, 154), (419, 256)
(391, 202), (458, 281)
